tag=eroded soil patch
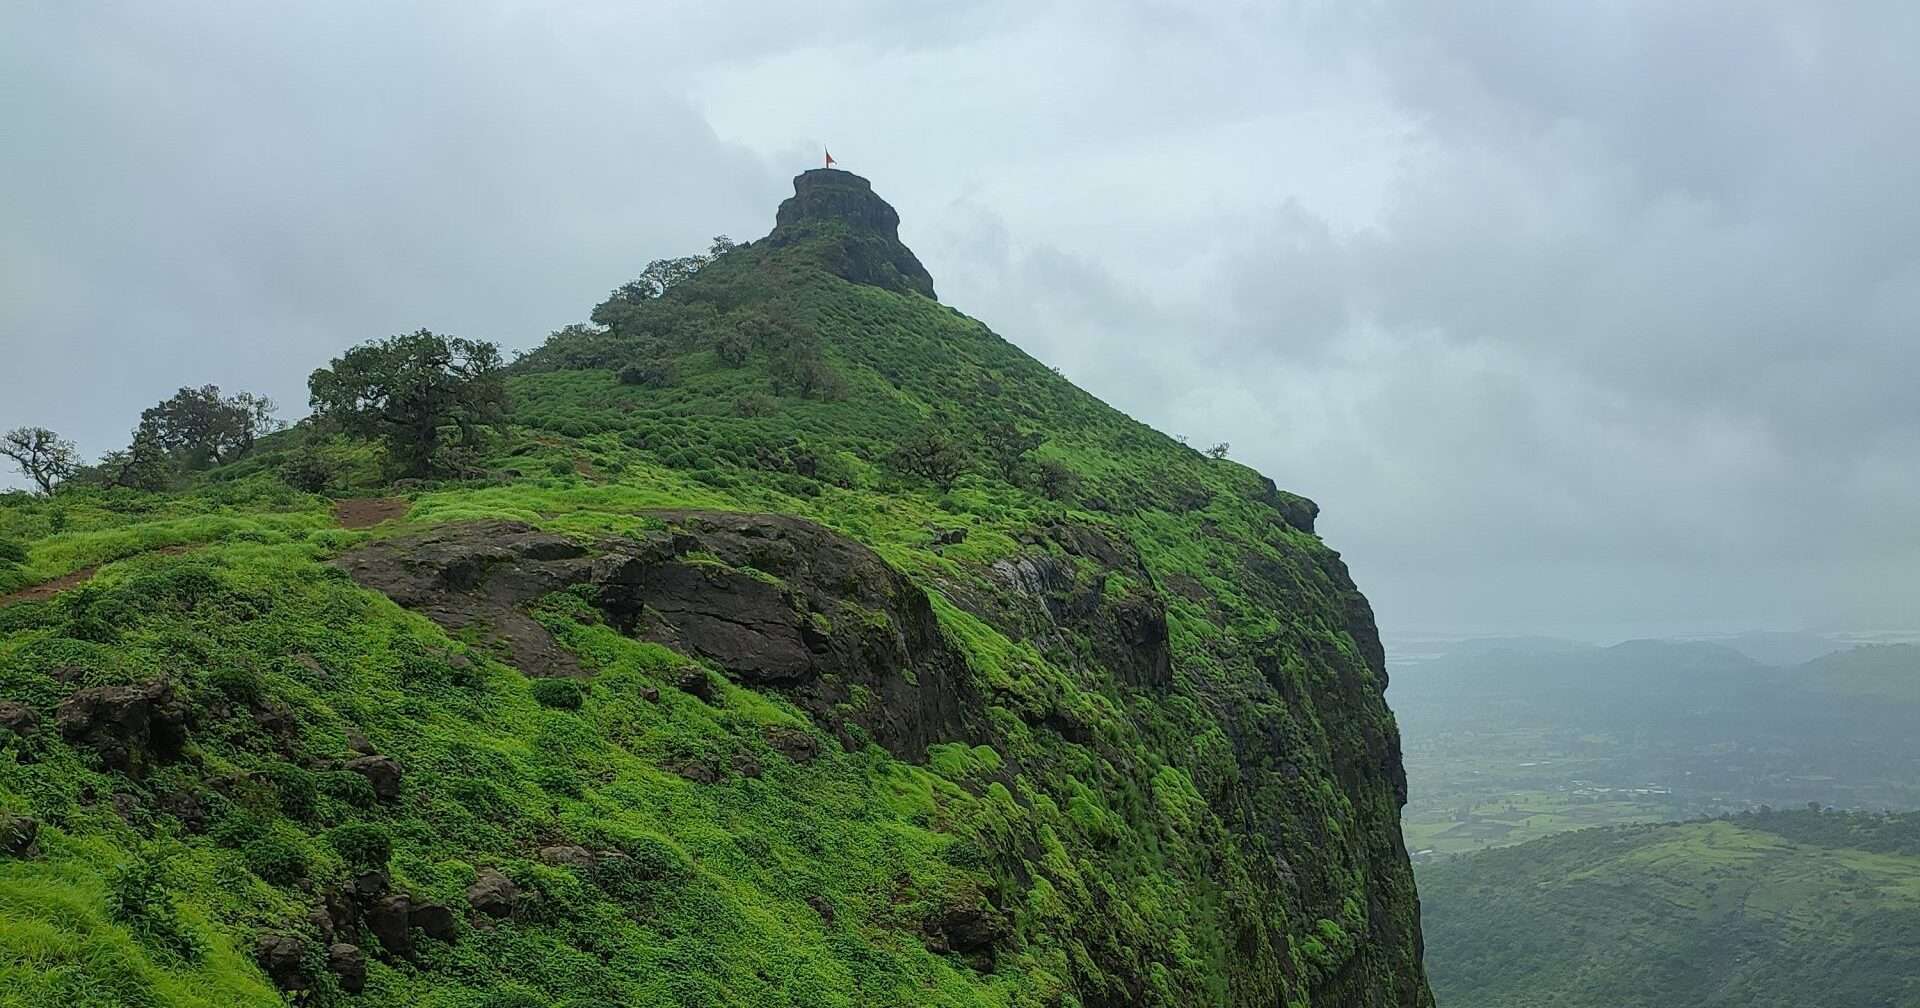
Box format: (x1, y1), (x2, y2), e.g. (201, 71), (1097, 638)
(334, 498), (411, 529)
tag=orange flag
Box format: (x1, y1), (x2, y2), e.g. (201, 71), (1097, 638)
(824, 147), (836, 168)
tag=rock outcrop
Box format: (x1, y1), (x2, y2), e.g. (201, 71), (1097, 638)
(336, 512), (986, 760)
(56, 680), (189, 774)
(765, 169), (938, 299)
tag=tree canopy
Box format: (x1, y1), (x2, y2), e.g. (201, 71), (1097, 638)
(135, 385), (280, 468)
(307, 330), (507, 477)
(1, 426), (78, 494)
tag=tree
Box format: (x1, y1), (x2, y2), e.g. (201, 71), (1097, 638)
(607, 256), (707, 304)
(307, 330), (507, 477)
(770, 341), (846, 400)
(94, 431), (175, 490)
(980, 420), (1044, 484)
(1034, 458), (1079, 501)
(1205, 442), (1231, 460)
(1, 427), (78, 494)
(891, 420), (970, 492)
(135, 385), (281, 468)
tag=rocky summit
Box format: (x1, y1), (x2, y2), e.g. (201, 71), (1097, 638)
(0, 172), (1430, 1006)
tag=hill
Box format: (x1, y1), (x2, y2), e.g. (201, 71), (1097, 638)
(0, 170), (1430, 1006)
(1795, 644), (1920, 704)
(1419, 808), (1920, 1007)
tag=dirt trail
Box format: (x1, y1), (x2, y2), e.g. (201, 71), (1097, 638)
(0, 544), (201, 608)
(333, 498), (411, 529)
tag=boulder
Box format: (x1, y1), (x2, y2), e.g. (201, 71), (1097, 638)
(0, 700), (38, 736)
(253, 933), (311, 991)
(363, 892), (415, 958)
(55, 681), (189, 773)
(343, 754), (402, 802)
(326, 942), (367, 994)
(0, 813), (39, 857)
(537, 844), (597, 870)
(466, 868), (521, 918)
(409, 900), (458, 943)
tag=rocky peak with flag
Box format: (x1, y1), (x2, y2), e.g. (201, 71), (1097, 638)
(765, 168), (938, 299)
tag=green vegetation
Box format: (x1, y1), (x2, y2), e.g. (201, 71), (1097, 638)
(0, 171), (1427, 1006)
(1420, 808), (1920, 1007)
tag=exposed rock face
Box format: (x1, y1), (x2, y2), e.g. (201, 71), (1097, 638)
(766, 169), (938, 299)
(337, 513), (986, 760)
(55, 681), (189, 774)
(985, 521), (1173, 691)
(332, 521), (592, 678)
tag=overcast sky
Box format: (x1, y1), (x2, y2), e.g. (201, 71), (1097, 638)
(4, 2), (1916, 641)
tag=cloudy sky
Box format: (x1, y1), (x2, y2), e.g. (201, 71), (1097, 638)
(4, 2), (1916, 641)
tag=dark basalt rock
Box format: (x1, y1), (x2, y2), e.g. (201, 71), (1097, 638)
(466, 868), (521, 918)
(0, 700), (38, 737)
(327, 942), (367, 994)
(55, 680), (189, 774)
(338, 513), (988, 761)
(989, 522), (1173, 690)
(765, 169), (938, 299)
(331, 520), (594, 678)
(364, 892), (416, 957)
(409, 900), (458, 943)
(0, 814), (39, 857)
(254, 933), (312, 992)
(343, 754), (403, 802)
(927, 899), (1011, 962)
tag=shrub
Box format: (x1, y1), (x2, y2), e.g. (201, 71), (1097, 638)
(732, 393), (775, 418)
(532, 678), (585, 710)
(107, 855), (206, 963)
(267, 764), (320, 822)
(242, 834), (310, 885)
(328, 822), (393, 868)
(617, 359), (677, 388)
(207, 664), (263, 703)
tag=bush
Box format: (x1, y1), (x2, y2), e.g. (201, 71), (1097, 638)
(242, 834), (310, 885)
(207, 664), (263, 703)
(617, 359), (677, 388)
(732, 393), (775, 418)
(267, 764), (320, 821)
(328, 822), (392, 868)
(531, 678), (585, 710)
(107, 855), (206, 963)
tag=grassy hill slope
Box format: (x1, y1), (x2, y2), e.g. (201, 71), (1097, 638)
(0, 171), (1429, 1007)
(1419, 809), (1920, 1007)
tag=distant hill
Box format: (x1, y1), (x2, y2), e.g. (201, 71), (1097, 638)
(1796, 643), (1920, 704)
(1706, 630), (1847, 666)
(1391, 639), (1920, 855)
(1419, 809), (1920, 1007)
